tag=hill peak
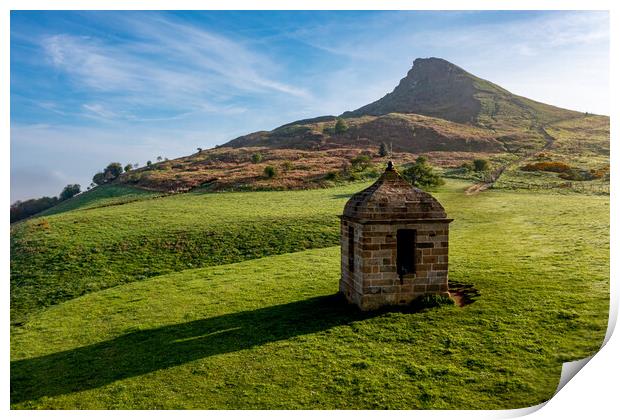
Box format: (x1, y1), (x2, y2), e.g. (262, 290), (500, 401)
(341, 57), (581, 126)
(341, 57), (482, 123)
(411, 56), (468, 72)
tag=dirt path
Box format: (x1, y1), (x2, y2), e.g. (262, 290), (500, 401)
(465, 125), (555, 195)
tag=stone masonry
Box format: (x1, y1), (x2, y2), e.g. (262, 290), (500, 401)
(339, 161), (452, 310)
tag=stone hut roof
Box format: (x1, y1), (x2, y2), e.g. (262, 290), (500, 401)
(342, 161), (447, 221)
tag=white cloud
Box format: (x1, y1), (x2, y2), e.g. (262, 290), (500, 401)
(39, 15), (310, 123)
(82, 103), (124, 119)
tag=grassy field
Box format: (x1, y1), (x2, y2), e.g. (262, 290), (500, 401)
(10, 182), (376, 324)
(10, 179), (609, 409)
(38, 184), (162, 217)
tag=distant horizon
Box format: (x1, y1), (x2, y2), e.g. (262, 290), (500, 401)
(10, 10), (610, 203)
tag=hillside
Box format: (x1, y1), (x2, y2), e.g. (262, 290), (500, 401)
(223, 112), (504, 152)
(37, 185), (162, 217)
(11, 180), (609, 408)
(103, 57), (606, 195)
(10, 182), (373, 324)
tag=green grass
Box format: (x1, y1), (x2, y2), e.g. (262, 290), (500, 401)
(10, 181), (375, 324)
(37, 184), (161, 217)
(10, 181), (609, 409)
(493, 169), (610, 194)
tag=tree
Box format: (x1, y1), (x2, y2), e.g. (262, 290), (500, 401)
(415, 155), (428, 165)
(59, 184), (81, 201)
(133, 163), (140, 169)
(251, 153), (263, 164)
(197, 147), (203, 153)
(124, 164), (133, 172)
(402, 156), (444, 188)
(473, 159), (490, 172)
(146, 160), (152, 167)
(350, 154), (371, 171)
(104, 162), (123, 180)
(157, 156), (163, 162)
(335, 118), (348, 134)
(264, 165), (277, 178)
(92, 172), (106, 186)
(378, 142), (390, 157)
(10, 196), (59, 223)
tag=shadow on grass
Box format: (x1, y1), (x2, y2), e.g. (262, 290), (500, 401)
(11, 294), (372, 404)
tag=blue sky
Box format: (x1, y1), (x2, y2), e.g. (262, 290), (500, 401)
(10, 10), (609, 202)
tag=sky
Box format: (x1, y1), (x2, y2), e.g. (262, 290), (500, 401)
(10, 10), (609, 202)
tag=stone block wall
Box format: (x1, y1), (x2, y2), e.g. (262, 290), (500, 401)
(340, 218), (450, 311)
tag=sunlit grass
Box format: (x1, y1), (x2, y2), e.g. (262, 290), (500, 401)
(10, 180), (609, 409)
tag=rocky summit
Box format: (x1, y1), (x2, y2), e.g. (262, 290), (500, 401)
(342, 57), (482, 123)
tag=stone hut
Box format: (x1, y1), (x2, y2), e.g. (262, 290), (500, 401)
(339, 161), (452, 310)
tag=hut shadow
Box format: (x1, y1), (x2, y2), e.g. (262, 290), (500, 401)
(11, 294), (369, 404)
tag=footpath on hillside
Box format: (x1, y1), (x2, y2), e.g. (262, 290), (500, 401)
(465, 126), (555, 195)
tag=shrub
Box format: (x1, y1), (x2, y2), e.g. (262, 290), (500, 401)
(264, 165), (277, 178)
(402, 156), (445, 188)
(282, 160), (294, 172)
(322, 126), (335, 135)
(473, 159), (490, 172)
(104, 162), (123, 180)
(325, 171), (341, 181)
(365, 167), (380, 178)
(520, 161), (571, 173)
(92, 172), (106, 186)
(124, 164), (133, 173)
(59, 184), (81, 201)
(416, 156), (429, 165)
(350, 154), (371, 171)
(335, 118), (348, 134)
(251, 153), (263, 164)
(460, 162), (475, 172)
